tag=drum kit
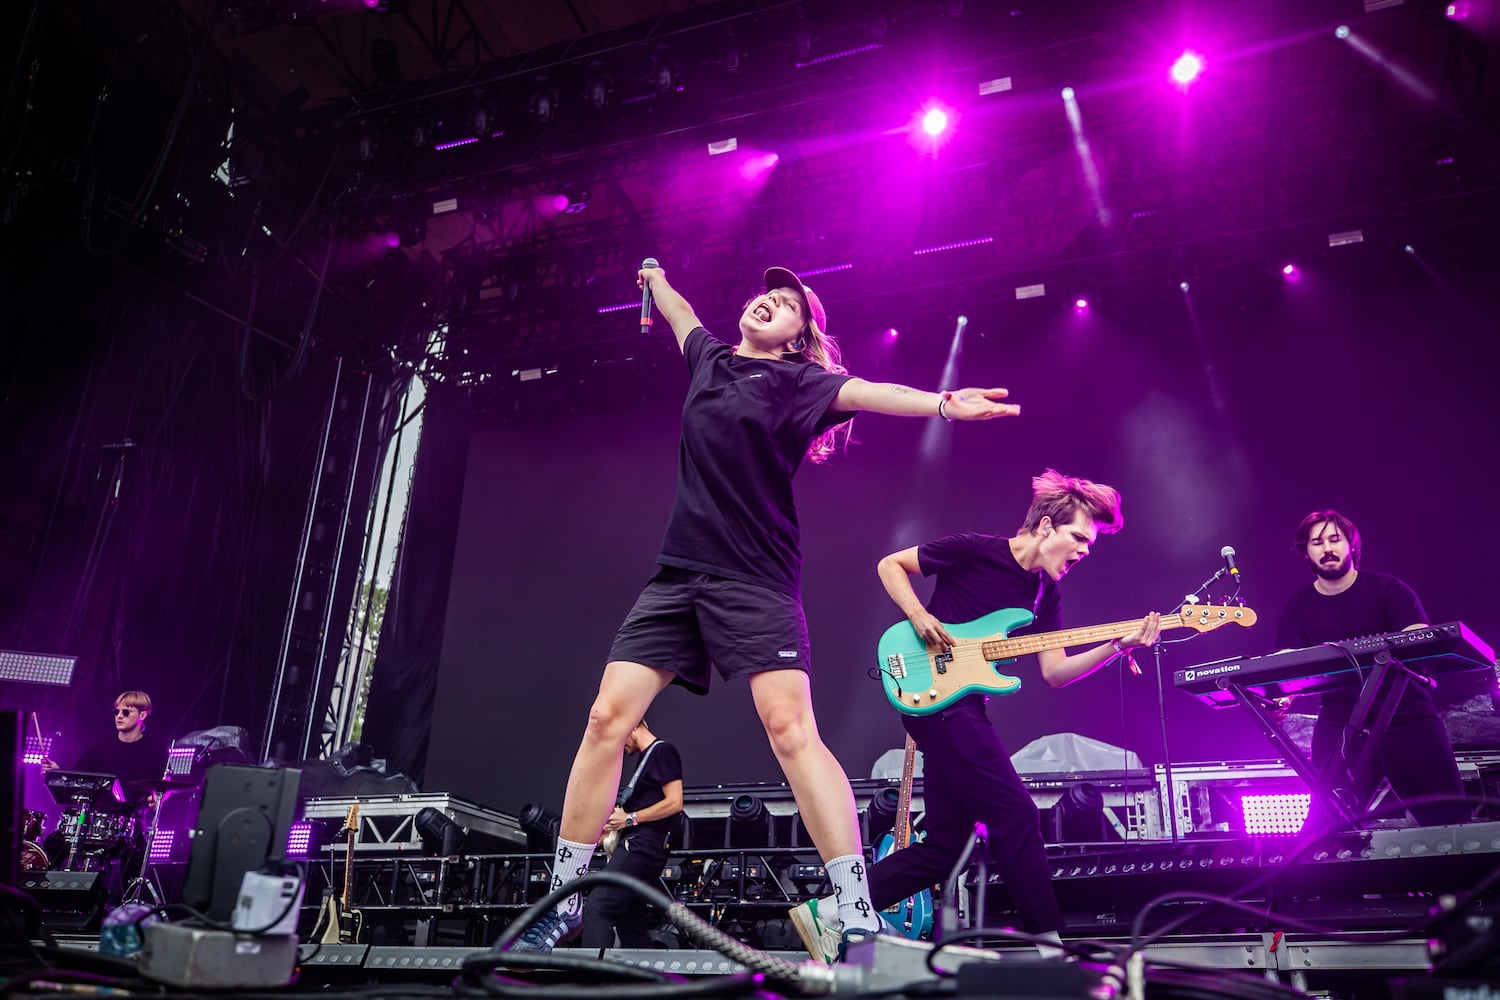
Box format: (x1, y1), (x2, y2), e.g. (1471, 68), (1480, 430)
(25, 712), (202, 905)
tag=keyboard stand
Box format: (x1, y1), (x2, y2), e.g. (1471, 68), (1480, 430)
(1226, 645), (1432, 831)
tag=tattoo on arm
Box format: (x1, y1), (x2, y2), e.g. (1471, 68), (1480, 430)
(889, 384), (916, 395)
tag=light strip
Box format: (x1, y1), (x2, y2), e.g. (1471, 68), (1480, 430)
(913, 236), (994, 256)
(795, 43), (883, 69)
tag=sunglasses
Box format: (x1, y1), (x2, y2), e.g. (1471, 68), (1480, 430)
(114, 708), (138, 716)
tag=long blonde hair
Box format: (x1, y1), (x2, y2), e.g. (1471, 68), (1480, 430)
(793, 315), (852, 464)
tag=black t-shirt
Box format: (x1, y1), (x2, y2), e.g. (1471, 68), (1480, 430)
(621, 739), (683, 835)
(658, 327), (855, 596)
(75, 731), (170, 803)
(1276, 570), (1431, 714)
(918, 532), (1063, 634)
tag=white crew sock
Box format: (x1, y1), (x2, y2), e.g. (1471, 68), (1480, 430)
(825, 854), (881, 933)
(550, 836), (594, 917)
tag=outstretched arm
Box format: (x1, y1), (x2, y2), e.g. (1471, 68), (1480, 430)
(1037, 612), (1162, 688)
(832, 379), (1020, 420)
(638, 267), (703, 352)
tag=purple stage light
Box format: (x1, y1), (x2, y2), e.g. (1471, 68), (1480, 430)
(166, 745), (197, 775)
(149, 829), (177, 863)
(1170, 51), (1205, 86)
(286, 820), (315, 858)
(738, 151), (780, 181)
(1447, 2), (1471, 20)
(378, 231), (401, 249)
(1073, 297), (1090, 311)
(922, 108), (949, 137)
(1281, 263), (1301, 282)
(551, 194), (571, 213)
(433, 136), (478, 151)
(597, 301), (639, 315)
(1241, 792), (1310, 835)
(913, 236), (993, 256)
(884, 327), (899, 342)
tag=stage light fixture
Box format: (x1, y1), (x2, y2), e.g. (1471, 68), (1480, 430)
(583, 73), (612, 109)
(559, 183), (590, 214)
(518, 803), (561, 854)
(652, 55), (681, 94)
(719, 38), (746, 74)
(1061, 86), (1076, 100)
(1051, 783), (1116, 843)
(415, 806), (468, 856)
(1335, 24), (1351, 39)
(793, 24), (814, 61)
(0, 650), (77, 685)
(728, 793), (772, 848)
(529, 88), (559, 124)
(1170, 50), (1204, 86)
(866, 785), (900, 840)
(922, 108), (949, 136)
(1241, 792), (1310, 835)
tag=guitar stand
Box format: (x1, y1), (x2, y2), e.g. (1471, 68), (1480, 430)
(1227, 646), (1426, 831)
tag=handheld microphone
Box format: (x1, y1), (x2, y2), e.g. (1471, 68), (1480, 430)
(1220, 545), (1242, 584)
(640, 257), (660, 335)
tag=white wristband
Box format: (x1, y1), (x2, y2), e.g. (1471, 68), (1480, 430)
(1111, 639), (1127, 655)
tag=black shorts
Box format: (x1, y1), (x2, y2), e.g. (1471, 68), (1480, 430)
(608, 567), (811, 695)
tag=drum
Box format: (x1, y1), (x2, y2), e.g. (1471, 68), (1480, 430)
(82, 812), (134, 844)
(21, 809), (46, 841)
(20, 840), (49, 870)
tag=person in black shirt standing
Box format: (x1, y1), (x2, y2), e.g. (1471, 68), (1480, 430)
(509, 263), (1021, 955)
(584, 719), (683, 948)
(792, 470), (1160, 958)
(1276, 509), (1467, 827)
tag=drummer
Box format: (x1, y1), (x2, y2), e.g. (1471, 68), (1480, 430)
(41, 690), (170, 804)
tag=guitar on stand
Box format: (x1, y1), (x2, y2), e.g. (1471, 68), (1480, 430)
(314, 804), (364, 944)
(873, 735), (932, 939)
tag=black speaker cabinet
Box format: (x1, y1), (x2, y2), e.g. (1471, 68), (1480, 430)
(18, 870), (107, 933)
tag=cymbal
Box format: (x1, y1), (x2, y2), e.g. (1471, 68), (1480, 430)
(122, 776), (200, 794)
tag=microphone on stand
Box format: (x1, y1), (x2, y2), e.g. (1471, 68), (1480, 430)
(640, 257), (660, 335)
(1220, 545), (1242, 584)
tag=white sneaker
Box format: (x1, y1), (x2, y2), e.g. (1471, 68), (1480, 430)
(788, 895), (841, 965)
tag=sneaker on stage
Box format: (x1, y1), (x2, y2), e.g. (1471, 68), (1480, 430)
(788, 895), (842, 965)
(836, 924), (882, 963)
(506, 908), (582, 953)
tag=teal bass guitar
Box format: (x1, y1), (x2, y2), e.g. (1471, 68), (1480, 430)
(877, 604), (1257, 715)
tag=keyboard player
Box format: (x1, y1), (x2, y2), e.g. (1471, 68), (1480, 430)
(1277, 509), (1469, 827)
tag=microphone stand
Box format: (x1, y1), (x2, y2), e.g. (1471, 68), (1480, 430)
(1154, 566), (1242, 845)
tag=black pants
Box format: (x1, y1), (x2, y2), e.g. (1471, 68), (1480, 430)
(868, 696), (1063, 934)
(583, 828), (668, 948)
(1312, 685), (1468, 827)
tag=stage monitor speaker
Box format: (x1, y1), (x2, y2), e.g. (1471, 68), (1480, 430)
(2, 710), (19, 892)
(17, 870), (106, 933)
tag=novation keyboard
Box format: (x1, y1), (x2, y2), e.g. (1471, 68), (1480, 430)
(1176, 621), (1496, 707)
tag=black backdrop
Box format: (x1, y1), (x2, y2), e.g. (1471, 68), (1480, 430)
(403, 254), (1500, 818)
